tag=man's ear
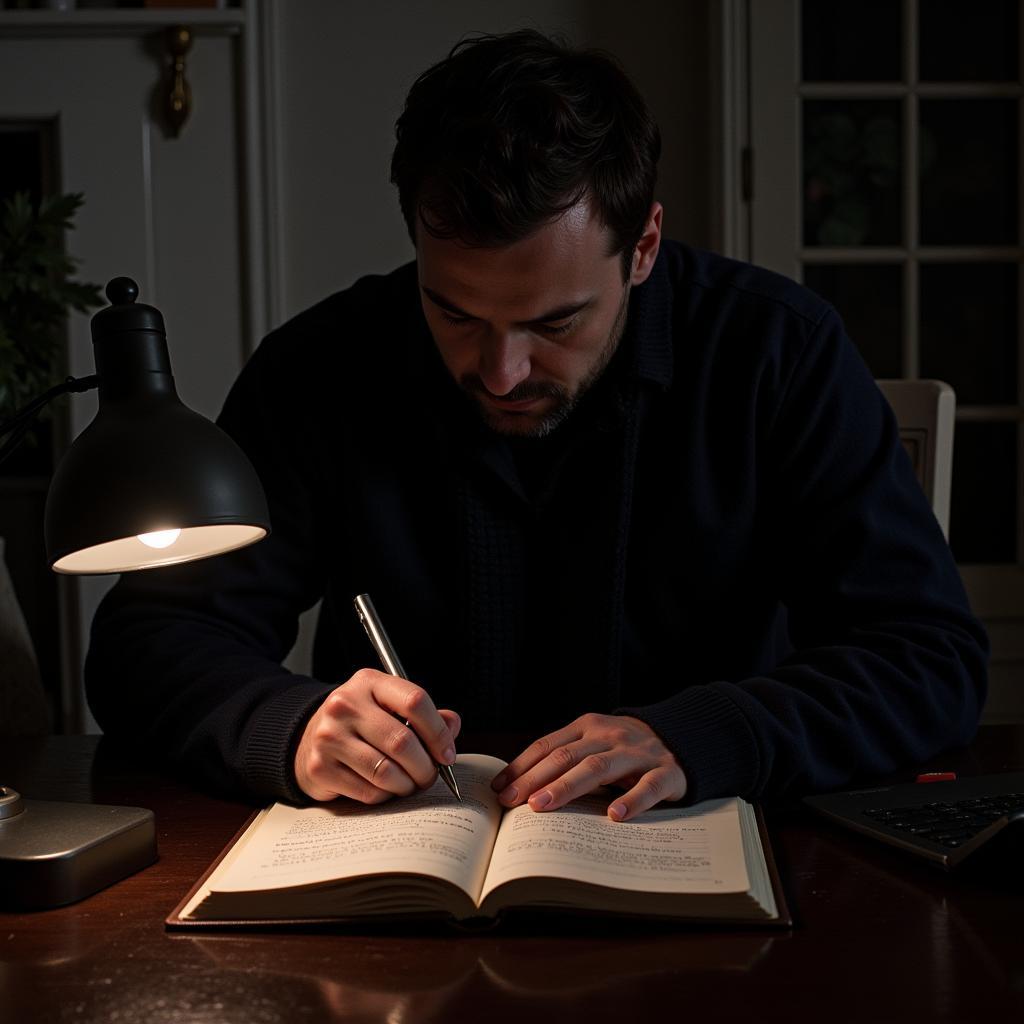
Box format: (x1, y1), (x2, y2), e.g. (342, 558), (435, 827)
(629, 201), (663, 286)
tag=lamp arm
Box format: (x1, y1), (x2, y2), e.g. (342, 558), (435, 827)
(0, 374), (99, 467)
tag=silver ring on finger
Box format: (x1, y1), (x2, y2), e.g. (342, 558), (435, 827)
(371, 755), (388, 780)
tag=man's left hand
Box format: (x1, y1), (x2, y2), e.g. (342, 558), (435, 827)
(491, 714), (687, 821)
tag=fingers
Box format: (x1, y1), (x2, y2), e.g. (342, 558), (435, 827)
(491, 713), (687, 818)
(491, 721), (583, 795)
(294, 668), (461, 803)
(507, 742), (642, 812)
(492, 714), (613, 806)
(294, 747), (394, 804)
(372, 672), (459, 768)
(606, 767), (683, 822)
(360, 702), (439, 790)
(438, 708), (462, 742)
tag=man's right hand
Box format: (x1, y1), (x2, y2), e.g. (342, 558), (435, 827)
(294, 669), (461, 803)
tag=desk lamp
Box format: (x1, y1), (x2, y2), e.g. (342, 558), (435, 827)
(0, 277), (270, 910)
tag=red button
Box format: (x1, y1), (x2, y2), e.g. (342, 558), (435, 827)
(915, 771), (958, 783)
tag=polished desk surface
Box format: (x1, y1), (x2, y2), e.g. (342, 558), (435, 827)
(1, 727), (1022, 1024)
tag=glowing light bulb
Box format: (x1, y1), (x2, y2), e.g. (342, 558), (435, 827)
(138, 528), (181, 549)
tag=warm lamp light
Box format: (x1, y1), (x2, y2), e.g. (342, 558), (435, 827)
(138, 528), (181, 549)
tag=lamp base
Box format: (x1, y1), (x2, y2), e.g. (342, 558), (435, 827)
(0, 789), (157, 910)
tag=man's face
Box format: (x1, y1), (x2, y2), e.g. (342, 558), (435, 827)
(416, 200), (657, 438)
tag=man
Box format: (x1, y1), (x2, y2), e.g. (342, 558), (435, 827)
(86, 31), (988, 820)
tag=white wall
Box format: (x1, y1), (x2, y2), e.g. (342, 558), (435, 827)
(270, 0), (713, 323)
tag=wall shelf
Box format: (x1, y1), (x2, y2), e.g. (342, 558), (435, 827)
(0, 7), (245, 37)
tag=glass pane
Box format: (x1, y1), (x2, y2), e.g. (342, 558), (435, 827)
(803, 100), (902, 246)
(949, 422), (1018, 563)
(919, 99), (1018, 246)
(801, 0), (902, 81)
(920, 0), (1019, 82)
(803, 264), (903, 376)
(919, 263), (1017, 405)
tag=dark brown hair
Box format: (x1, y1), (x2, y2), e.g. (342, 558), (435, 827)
(390, 30), (661, 278)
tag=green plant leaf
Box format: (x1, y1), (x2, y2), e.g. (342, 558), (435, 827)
(0, 190), (102, 420)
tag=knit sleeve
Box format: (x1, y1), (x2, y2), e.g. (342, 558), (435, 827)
(622, 308), (989, 803)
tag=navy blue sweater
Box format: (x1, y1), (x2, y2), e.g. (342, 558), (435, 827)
(85, 242), (988, 804)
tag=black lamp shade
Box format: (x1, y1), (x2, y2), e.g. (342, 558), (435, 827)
(43, 277), (270, 574)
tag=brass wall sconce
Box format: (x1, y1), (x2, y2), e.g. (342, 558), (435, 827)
(164, 25), (193, 137)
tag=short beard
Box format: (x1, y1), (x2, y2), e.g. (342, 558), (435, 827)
(459, 283), (631, 440)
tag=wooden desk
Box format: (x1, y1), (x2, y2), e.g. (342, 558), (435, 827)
(2, 727), (1022, 1023)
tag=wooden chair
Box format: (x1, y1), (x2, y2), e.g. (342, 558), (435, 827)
(876, 379), (955, 539)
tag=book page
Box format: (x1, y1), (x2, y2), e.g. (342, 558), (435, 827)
(479, 795), (751, 902)
(199, 754), (507, 905)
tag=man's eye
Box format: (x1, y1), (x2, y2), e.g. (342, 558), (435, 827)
(440, 312), (473, 327)
(536, 318), (576, 337)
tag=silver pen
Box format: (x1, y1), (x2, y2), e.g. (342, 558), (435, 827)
(354, 593), (462, 802)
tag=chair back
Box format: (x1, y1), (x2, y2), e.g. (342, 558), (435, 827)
(876, 378), (955, 538)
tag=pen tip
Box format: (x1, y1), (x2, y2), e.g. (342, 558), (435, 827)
(443, 765), (462, 802)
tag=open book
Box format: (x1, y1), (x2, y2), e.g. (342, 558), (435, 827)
(167, 754), (788, 928)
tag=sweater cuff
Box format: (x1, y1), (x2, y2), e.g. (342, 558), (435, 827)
(242, 679), (333, 803)
(617, 684), (762, 804)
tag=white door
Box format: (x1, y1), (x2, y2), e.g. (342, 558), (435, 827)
(0, 12), (253, 730)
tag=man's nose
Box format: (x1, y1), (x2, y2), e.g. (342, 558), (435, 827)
(478, 331), (532, 397)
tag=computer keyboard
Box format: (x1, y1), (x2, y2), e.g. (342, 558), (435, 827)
(804, 772), (1024, 869)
